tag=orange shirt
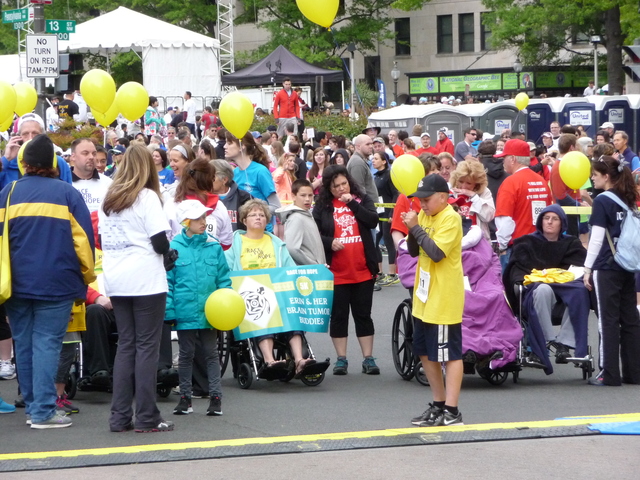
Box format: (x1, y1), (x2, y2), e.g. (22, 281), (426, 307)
(390, 194), (421, 235)
(550, 159), (580, 201)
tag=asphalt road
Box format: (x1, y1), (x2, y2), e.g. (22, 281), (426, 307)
(1, 278), (639, 457)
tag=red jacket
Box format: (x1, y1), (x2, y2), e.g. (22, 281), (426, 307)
(435, 138), (454, 155)
(273, 89), (300, 119)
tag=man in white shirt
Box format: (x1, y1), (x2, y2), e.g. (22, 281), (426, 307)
(70, 137), (112, 213)
(583, 80), (596, 96)
(183, 91), (197, 136)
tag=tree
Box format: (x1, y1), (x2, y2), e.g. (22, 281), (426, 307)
(235, 0), (432, 67)
(481, 0), (640, 95)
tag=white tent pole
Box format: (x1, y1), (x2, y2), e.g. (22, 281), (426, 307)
(341, 80), (344, 112)
(106, 50), (111, 73)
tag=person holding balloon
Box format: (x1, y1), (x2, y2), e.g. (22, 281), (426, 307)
(166, 200), (231, 416)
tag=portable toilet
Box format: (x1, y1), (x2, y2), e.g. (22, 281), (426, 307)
(526, 99), (556, 143)
(586, 95), (633, 148)
(419, 105), (471, 145)
(457, 102), (525, 140)
(368, 105), (423, 134)
(625, 94), (640, 153)
(556, 98), (597, 138)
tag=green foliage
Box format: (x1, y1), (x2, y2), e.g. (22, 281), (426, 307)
(345, 82), (381, 111)
(250, 112), (367, 139)
(48, 118), (103, 149)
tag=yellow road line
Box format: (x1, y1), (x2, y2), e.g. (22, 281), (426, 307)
(2, 413), (639, 461)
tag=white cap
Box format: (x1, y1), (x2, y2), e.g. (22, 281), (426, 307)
(176, 199), (212, 223)
(17, 113), (45, 133)
(600, 122), (614, 129)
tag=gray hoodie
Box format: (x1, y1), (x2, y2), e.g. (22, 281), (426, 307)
(277, 205), (327, 266)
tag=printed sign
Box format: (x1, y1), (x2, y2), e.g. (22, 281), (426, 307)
(409, 77), (439, 94)
(25, 34), (59, 78)
(440, 74), (501, 93)
(494, 119), (512, 135)
(608, 108), (624, 123)
(503, 72), (534, 90)
(230, 265), (334, 341)
(569, 110), (592, 126)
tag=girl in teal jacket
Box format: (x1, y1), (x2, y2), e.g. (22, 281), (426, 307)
(166, 200), (231, 416)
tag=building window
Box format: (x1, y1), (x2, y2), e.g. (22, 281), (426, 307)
(437, 15), (453, 54)
(571, 30), (590, 45)
(459, 13), (474, 52)
(480, 13), (492, 51)
(395, 18), (411, 56)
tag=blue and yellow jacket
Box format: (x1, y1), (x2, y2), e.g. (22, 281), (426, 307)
(0, 175), (96, 301)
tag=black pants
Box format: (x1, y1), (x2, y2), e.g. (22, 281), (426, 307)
(593, 269), (640, 385)
(330, 280), (375, 338)
(83, 304), (117, 375)
(375, 220), (396, 266)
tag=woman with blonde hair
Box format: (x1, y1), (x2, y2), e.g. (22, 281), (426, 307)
(307, 148), (331, 195)
(272, 152), (297, 203)
(449, 160), (495, 241)
(270, 141), (285, 172)
(99, 143), (176, 433)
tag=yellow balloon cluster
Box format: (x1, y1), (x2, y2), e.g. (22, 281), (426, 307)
(559, 151), (591, 190)
(515, 92), (529, 111)
(391, 154), (425, 196)
(93, 101), (119, 127)
(80, 69), (116, 114)
(115, 82), (149, 122)
(296, 0), (339, 28)
(0, 81), (17, 129)
(205, 289), (247, 331)
(219, 92), (254, 139)
(13, 83), (38, 117)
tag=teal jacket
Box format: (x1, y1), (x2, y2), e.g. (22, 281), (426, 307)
(166, 229), (232, 330)
(225, 230), (296, 271)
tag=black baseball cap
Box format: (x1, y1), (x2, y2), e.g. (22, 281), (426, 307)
(409, 174), (449, 198)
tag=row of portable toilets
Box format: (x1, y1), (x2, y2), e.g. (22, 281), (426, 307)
(368, 95), (640, 152)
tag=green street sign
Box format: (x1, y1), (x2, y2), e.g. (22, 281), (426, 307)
(2, 8), (29, 24)
(45, 20), (76, 34)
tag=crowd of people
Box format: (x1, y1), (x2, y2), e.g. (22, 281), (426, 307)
(1, 85), (639, 433)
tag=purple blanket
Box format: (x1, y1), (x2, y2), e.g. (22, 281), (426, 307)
(461, 239), (523, 369)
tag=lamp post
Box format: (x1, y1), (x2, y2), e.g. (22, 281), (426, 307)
(390, 61), (401, 103)
(347, 42), (356, 120)
(513, 57), (523, 94)
(590, 35), (601, 92)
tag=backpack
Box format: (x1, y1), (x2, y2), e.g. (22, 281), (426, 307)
(600, 191), (640, 272)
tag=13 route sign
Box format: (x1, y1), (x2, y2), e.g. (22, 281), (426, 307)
(26, 34), (59, 78)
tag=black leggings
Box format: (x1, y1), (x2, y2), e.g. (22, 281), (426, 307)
(330, 280), (375, 338)
(375, 221), (396, 266)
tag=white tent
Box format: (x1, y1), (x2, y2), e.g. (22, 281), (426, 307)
(58, 7), (221, 107)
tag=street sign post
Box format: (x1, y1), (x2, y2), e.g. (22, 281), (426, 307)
(45, 20), (76, 40)
(25, 34), (59, 78)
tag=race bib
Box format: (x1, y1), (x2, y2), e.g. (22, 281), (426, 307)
(416, 268), (431, 303)
(531, 201), (546, 225)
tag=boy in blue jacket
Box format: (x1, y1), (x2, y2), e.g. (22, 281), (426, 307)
(166, 200), (232, 416)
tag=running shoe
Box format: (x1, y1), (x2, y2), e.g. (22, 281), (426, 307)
(173, 395), (192, 415)
(362, 356), (380, 375)
(31, 412), (72, 429)
(411, 403), (442, 426)
(0, 360), (16, 380)
(333, 356), (348, 375)
(207, 396), (222, 416)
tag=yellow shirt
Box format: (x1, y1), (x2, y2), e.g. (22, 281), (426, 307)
(240, 234), (276, 270)
(412, 205), (464, 325)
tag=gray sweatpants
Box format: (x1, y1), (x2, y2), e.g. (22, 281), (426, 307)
(532, 284), (575, 348)
(177, 329), (222, 398)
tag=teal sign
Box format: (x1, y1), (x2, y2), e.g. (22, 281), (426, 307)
(503, 72), (534, 90)
(230, 265), (334, 341)
(2, 8), (28, 24)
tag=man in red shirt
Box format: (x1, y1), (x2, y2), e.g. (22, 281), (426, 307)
(413, 132), (438, 156)
(273, 77), (300, 138)
(434, 128), (454, 155)
(494, 139), (552, 270)
(201, 106), (218, 132)
(388, 130), (405, 158)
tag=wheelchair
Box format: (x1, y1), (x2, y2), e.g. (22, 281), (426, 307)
(224, 331), (330, 389)
(391, 298), (516, 386)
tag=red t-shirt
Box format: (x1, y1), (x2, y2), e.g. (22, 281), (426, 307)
(550, 159), (580, 201)
(202, 113), (217, 131)
(495, 167), (552, 242)
(330, 198), (372, 285)
(413, 146), (438, 156)
(451, 195), (477, 225)
(392, 144), (404, 158)
(390, 194), (421, 235)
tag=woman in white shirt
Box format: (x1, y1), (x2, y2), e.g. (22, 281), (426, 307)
(99, 143), (176, 433)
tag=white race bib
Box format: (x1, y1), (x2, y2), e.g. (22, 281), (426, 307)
(416, 268), (431, 303)
(531, 201), (546, 225)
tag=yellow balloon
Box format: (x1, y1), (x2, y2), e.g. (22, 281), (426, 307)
(0, 115), (13, 132)
(205, 289), (247, 331)
(93, 101), (119, 127)
(0, 81), (17, 123)
(80, 69), (116, 115)
(296, 0), (339, 28)
(115, 82), (148, 122)
(559, 151), (591, 190)
(219, 92), (254, 140)
(13, 82), (38, 116)
(515, 92), (529, 111)
(391, 154), (425, 196)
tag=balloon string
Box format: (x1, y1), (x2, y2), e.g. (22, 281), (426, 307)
(330, 29), (366, 116)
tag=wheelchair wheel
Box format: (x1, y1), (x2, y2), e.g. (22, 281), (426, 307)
(217, 331), (230, 377)
(64, 364), (78, 400)
(482, 370), (509, 386)
(391, 299), (415, 380)
(237, 363), (254, 389)
(157, 385), (172, 398)
(301, 371), (325, 387)
(414, 359), (430, 386)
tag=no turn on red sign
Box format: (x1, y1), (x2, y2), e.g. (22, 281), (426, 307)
(26, 34), (59, 78)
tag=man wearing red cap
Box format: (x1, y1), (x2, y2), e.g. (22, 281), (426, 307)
(494, 139), (552, 270)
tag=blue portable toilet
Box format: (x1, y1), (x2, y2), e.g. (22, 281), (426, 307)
(558, 99), (596, 138)
(526, 99), (555, 143)
(624, 95), (640, 153)
(587, 95), (633, 147)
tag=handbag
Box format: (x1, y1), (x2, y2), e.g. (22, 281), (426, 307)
(0, 182), (17, 304)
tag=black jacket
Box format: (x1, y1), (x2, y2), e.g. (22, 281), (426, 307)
(312, 194), (379, 277)
(373, 167), (399, 218)
(219, 181), (251, 231)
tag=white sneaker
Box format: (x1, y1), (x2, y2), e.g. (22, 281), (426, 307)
(0, 360), (16, 380)
(31, 412), (72, 429)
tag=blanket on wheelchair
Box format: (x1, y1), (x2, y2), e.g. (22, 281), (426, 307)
(461, 238), (523, 370)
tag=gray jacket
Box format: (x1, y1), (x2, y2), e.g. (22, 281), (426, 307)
(347, 152), (378, 202)
(277, 205), (327, 266)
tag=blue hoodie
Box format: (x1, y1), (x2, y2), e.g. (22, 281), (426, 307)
(533, 204), (568, 239)
(1, 155), (73, 189)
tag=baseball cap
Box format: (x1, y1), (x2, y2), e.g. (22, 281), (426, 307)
(17, 113), (45, 132)
(420, 132), (430, 138)
(251, 131), (262, 139)
(527, 141), (536, 151)
(600, 122), (614, 129)
(109, 145), (126, 155)
(167, 107), (174, 112)
(372, 137), (384, 143)
(390, 101), (397, 107)
(176, 199), (213, 223)
(409, 174), (449, 199)
(494, 139), (530, 158)
(542, 132), (553, 138)
(438, 127), (448, 134)
(419, 97), (427, 103)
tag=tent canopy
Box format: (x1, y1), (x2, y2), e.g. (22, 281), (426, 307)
(58, 7), (220, 102)
(222, 45), (343, 86)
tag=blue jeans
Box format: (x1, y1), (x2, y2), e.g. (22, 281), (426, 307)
(5, 298), (74, 422)
(499, 248), (512, 274)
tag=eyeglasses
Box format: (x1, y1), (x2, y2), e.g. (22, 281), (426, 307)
(469, 133), (477, 136)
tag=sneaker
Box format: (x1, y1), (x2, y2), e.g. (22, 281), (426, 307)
(173, 396), (192, 415)
(333, 357), (348, 375)
(0, 360), (16, 380)
(14, 394), (25, 408)
(411, 403), (443, 426)
(442, 409), (464, 426)
(552, 342), (571, 364)
(588, 371), (606, 386)
(379, 274), (400, 286)
(56, 394), (79, 415)
(25, 414), (31, 425)
(375, 274), (389, 286)
(110, 421), (134, 433)
(135, 420), (174, 433)
(0, 397), (16, 414)
(362, 356), (380, 375)
(207, 396), (222, 416)
(31, 412), (72, 429)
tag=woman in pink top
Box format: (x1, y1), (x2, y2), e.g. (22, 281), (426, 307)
(308, 148), (330, 196)
(272, 152), (297, 203)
